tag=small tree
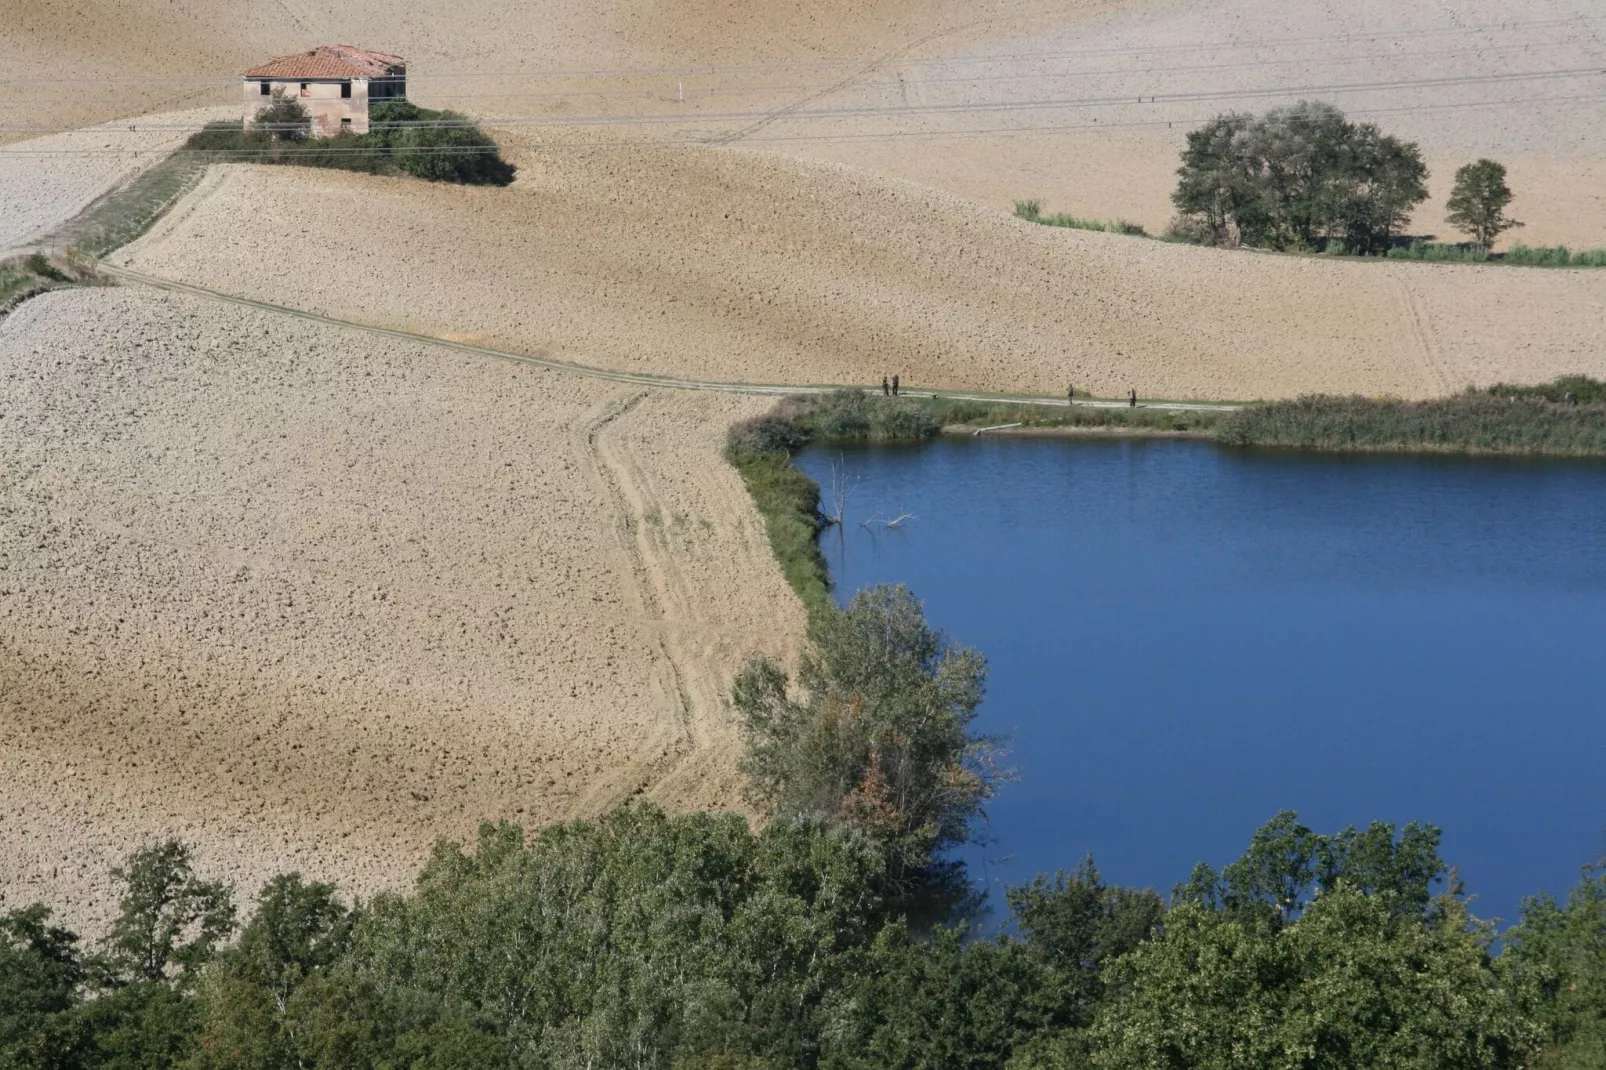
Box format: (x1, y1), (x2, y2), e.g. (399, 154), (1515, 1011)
(102, 840), (235, 987)
(254, 89), (311, 143)
(1447, 159), (1523, 249)
(732, 585), (1002, 903)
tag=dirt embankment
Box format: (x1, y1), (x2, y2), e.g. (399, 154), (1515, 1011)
(0, 286), (802, 933)
(118, 158), (1606, 401)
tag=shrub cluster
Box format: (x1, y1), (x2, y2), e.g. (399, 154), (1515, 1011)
(928, 395), (1223, 434)
(183, 99), (516, 186)
(0, 251), (102, 314)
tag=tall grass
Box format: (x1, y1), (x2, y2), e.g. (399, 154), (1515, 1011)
(1014, 200), (1148, 237)
(1502, 244), (1606, 267)
(926, 396), (1223, 434)
(1485, 375), (1606, 405)
(1216, 393), (1606, 455)
(1385, 240), (1606, 267)
(1386, 241), (1490, 263)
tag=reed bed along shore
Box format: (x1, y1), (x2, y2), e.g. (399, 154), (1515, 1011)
(1215, 391), (1606, 456)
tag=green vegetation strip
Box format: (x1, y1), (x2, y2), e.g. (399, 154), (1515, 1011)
(186, 102), (515, 186)
(1218, 389), (1606, 456)
(39, 149), (210, 258)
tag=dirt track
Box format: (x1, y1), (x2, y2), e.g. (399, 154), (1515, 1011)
(118, 159), (1606, 402)
(0, 286), (801, 931)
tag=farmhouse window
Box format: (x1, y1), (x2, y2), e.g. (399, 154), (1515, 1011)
(341, 81), (352, 98)
(341, 118), (352, 127)
(260, 80), (271, 95)
(300, 81), (309, 96)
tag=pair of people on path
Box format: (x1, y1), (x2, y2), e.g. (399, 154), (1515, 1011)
(881, 374), (900, 397)
(1068, 385), (1139, 406)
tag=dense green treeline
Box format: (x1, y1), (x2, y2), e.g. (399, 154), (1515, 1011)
(6, 811), (1603, 1068)
(4, 588), (1605, 1068)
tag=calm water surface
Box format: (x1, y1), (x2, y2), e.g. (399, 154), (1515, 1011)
(797, 438), (1606, 924)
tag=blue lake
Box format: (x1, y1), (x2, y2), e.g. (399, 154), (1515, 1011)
(796, 438), (1606, 925)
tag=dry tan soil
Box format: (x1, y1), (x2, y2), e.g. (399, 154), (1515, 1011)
(5, 0), (1604, 241)
(0, 286), (802, 932)
(6, 0), (1606, 927)
(119, 159), (1606, 401)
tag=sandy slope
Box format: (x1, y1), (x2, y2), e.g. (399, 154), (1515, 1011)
(0, 286), (802, 932)
(118, 160), (1606, 401)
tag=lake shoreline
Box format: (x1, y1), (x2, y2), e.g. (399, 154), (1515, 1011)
(946, 423), (1211, 441)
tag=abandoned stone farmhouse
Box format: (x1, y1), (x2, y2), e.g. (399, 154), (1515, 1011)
(243, 45), (406, 138)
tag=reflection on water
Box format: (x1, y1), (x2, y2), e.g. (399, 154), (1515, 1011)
(798, 438), (1606, 924)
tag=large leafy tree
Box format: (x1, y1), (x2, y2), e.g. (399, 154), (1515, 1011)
(825, 859), (1164, 1068)
(1093, 890), (1539, 1070)
(1171, 112), (1263, 246)
(1501, 865), (1606, 1069)
(1176, 810), (1448, 919)
(1172, 101), (1429, 252)
(1247, 100), (1355, 248)
(282, 806), (891, 1068)
(1447, 159), (1524, 249)
(733, 585), (1001, 906)
(190, 874), (355, 1069)
(102, 840), (235, 987)
(1341, 123), (1430, 255)
(0, 903), (85, 1067)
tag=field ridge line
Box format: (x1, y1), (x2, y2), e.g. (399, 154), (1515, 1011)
(97, 263), (1244, 411)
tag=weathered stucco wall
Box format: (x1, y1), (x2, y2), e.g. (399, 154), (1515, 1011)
(243, 78), (372, 137)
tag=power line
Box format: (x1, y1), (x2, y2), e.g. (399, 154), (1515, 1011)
(5, 90), (1600, 156)
(4, 65), (1602, 137)
(0, 13), (1600, 86)
(3, 38), (1584, 105)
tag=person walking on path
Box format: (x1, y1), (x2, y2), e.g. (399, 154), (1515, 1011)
(1067, 384), (1075, 405)
(882, 375), (890, 396)
(1129, 389), (1137, 408)
(892, 374), (900, 397)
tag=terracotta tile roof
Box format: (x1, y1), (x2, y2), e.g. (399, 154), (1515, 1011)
(245, 45), (406, 80)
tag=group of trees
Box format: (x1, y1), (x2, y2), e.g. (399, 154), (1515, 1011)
(186, 92), (516, 186)
(1172, 101), (1522, 253)
(4, 588), (1603, 1067)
